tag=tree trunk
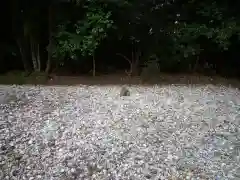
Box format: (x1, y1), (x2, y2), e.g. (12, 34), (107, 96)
(131, 43), (140, 76)
(92, 55), (96, 77)
(46, 4), (53, 74)
(133, 50), (141, 76)
(37, 44), (41, 71)
(30, 37), (38, 71)
(17, 38), (31, 73)
(30, 36), (41, 72)
(12, 0), (31, 73)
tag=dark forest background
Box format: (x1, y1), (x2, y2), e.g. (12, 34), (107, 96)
(1, 0), (240, 83)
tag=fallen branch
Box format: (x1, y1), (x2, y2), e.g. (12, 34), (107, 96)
(116, 53), (131, 64)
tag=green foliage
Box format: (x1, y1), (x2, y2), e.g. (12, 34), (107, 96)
(6, 0), (240, 77)
(52, 2), (114, 62)
(168, 1), (240, 59)
(51, 21), (82, 61)
(76, 7), (113, 56)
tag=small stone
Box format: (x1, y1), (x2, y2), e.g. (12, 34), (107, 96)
(11, 169), (20, 176)
(70, 168), (76, 173)
(15, 155), (22, 161)
(1, 145), (7, 151)
(145, 174), (152, 179)
(37, 175), (42, 179)
(47, 140), (55, 147)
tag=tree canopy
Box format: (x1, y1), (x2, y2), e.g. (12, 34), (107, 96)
(1, 0), (240, 78)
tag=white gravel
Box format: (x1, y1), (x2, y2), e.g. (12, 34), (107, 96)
(0, 84), (240, 180)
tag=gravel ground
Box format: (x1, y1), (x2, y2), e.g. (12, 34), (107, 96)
(0, 84), (240, 180)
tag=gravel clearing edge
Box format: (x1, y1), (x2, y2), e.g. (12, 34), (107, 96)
(0, 84), (240, 180)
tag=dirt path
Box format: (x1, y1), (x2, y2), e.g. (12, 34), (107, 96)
(46, 74), (240, 88)
(1, 72), (240, 88)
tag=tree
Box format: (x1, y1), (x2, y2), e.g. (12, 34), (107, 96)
(11, 0), (32, 73)
(52, 1), (114, 76)
(5, 0), (240, 77)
